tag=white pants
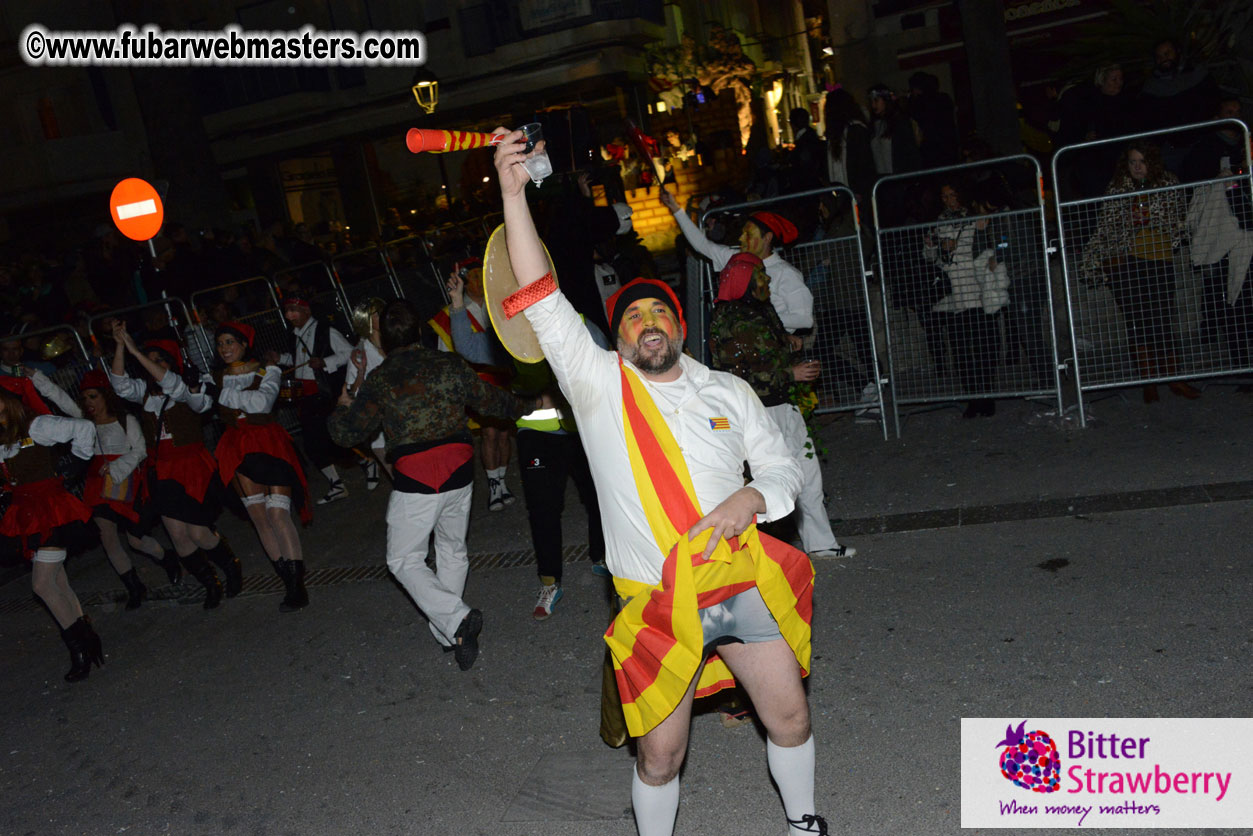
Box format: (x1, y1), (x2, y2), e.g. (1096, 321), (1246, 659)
(385, 485), (473, 646)
(766, 403), (837, 552)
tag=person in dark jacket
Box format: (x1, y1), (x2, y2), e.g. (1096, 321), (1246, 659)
(786, 107), (827, 193)
(1136, 38), (1220, 134)
(868, 84), (921, 180)
(907, 72), (959, 168)
(822, 87), (875, 204)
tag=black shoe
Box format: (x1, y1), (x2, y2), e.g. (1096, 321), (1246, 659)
(276, 558), (309, 612)
(453, 609), (483, 671)
(119, 568), (147, 610)
(205, 537), (243, 598)
(61, 616), (103, 682)
(158, 549), (183, 585)
(787, 813), (829, 834)
(181, 551), (223, 610)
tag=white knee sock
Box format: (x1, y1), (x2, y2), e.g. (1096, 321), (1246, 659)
(632, 765), (679, 836)
(768, 735), (817, 834)
(320, 464), (340, 484)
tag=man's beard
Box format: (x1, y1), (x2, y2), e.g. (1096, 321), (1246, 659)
(619, 328), (682, 374)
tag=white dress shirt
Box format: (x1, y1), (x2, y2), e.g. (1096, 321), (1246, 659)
(1, 415), (95, 463)
(524, 290), (801, 585)
(279, 319), (353, 381)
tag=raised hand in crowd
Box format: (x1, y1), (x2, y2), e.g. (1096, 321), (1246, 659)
(658, 186), (680, 213)
(445, 271), (465, 310)
(492, 127), (543, 201)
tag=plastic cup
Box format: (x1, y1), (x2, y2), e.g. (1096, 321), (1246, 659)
(518, 122), (553, 185)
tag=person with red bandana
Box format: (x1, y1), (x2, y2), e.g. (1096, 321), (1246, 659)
(213, 320), (311, 612)
(493, 128), (829, 836)
(109, 322), (241, 608)
(0, 376), (100, 682)
(658, 188), (814, 335)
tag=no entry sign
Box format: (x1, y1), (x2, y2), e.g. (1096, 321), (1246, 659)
(109, 177), (164, 241)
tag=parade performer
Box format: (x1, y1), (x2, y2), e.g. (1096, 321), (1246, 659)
(346, 297), (389, 485)
(213, 320), (311, 612)
(76, 369), (170, 610)
(271, 296), (354, 504)
(430, 259), (517, 511)
(709, 253), (856, 560)
(109, 322), (241, 608)
(659, 188), (814, 333)
(0, 378), (100, 682)
(329, 299), (538, 671)
(493, 129), (827, 835)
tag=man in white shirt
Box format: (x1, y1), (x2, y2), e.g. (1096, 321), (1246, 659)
(493, 129), (829, 836)
(658, 190), (814, 333)
(0, 337), (80, 417)
(270, 297), (354, 504)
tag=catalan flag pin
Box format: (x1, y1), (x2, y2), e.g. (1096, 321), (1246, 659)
(708, 416), (730, 431)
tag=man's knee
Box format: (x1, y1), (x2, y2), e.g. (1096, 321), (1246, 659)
(636, 748), (683, 786)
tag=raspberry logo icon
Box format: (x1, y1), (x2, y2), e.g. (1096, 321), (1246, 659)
(996, 720), (1061, 793)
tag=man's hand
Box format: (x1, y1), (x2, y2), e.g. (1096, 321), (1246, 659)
(445, 272), (465, 308)
(787, 334), (803, 352)
(658, 187), (679, 214)
(308, 357), (326, 371)
(577, 171), (592, 198)
(686, 487), (766, 560)
(350, 347), (367, 373)
(791, 360), (820, 382)
(262, 350), (280, 366)
(492, 127), (541, 200)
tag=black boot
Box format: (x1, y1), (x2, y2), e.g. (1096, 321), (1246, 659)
(204, 537), (243, 598)
(181, 551), (223, 609)
(119, 568), (147, 610)
(275, 558), (309, 612)
(61, 616), (103, 682)
(158, 549), (183, 585)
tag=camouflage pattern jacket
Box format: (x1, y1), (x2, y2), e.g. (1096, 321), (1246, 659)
(708, 298), (795, 408)
(327, 343), (527, 459)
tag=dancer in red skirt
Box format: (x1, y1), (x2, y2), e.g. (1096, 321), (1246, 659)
(0, 377), (101, 682)
(213, 321), (311, 612)
(76, 369), (170, 610)
(109, 322), (241, 608)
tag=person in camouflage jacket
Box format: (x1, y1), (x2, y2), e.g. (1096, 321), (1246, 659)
(328, 300), (541, 671)
(709, 253), (855, 561)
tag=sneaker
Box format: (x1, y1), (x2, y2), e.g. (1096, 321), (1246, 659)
(500, 486), (517, 506)
(810, 545), (856, 559)
(718, 702), (754, 728)
(487, 477), (505, 512)
(453, 608), (483, 671)
(532, 583), (563, 620)
(787, 813), (829, 834)
(362, 460), (380, 491)
(855, 382), (882, 424)
(590, 560), (611, 578)
(317, 480), (348, 505)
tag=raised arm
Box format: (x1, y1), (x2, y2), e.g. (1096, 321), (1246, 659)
(495, 128), (553, 289)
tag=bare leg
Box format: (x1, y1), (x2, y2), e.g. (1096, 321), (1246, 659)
(162, 516), (197, 557)
(632, 663), (703, 836)
(188, 525), (221, 550)
(31, 554), (83, 628)
(94, 516), (134, 575)
(126, 533), (166, 560)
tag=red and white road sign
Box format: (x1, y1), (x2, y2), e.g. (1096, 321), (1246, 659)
(109, 178), (164, 242)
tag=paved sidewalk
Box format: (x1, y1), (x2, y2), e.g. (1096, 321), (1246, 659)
(1, 384), (1250, 834)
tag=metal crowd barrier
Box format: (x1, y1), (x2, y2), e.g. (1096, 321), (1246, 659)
(871, 154), (1063, 436)
(330, 244), (404, 311)
(2, 323), (94, 412)
(272, 258), (351, 334)
(384, 234), (450, 320)
(87, 296), (200, 378)
(697, 186), (887, 436)
(1052, 119), (1253, 426)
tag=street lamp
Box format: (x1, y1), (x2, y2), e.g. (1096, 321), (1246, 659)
(411, 69), (439, 114)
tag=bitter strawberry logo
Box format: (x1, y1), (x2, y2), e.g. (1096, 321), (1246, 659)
(996, 720), (1061, 793)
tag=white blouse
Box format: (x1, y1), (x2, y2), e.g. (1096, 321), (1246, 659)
(215, 366), (281, 415)
(91, 415), (147, 482)
(0, 415), (96, 464)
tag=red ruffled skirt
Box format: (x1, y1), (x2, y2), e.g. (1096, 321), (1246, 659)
(0, 477), (93, 559)
(216, 421), (312, 525)
(154, 440), (218, 505)
(83, 454), (145, 524)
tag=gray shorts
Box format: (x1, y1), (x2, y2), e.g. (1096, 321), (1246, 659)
(699, 587), (782, 655)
